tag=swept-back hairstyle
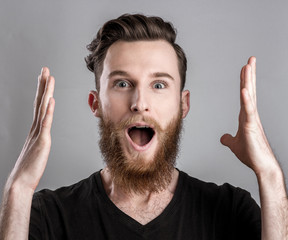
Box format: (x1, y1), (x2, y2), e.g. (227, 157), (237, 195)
(85, 14), (187, 91)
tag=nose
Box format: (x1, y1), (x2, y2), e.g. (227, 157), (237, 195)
(130, 88), (149, 113)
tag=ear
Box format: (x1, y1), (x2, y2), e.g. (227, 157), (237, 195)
(88, 90), (101, 118)
(181, 90), (190, 118)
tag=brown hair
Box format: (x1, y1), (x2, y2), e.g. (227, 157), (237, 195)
(85, 14), (187, 91)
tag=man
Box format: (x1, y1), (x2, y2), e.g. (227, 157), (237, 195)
(0, 14), (287, 239)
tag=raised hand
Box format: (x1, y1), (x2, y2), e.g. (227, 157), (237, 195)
(0, 68), (55, 239)
(220, 57), (279, 176)
(9, 67), (55, 192)
(221, 57), (288, 239)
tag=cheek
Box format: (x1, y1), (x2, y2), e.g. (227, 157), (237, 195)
(155, 95), (181, 125)
(100, 94), (130, 122)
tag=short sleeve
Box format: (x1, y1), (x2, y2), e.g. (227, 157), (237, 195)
(29, 193), (45, 240)
(231, 187), (261, 240)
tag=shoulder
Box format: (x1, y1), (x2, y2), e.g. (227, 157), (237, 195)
(33, 171), (101, 205)
(30, 171), (105, 238)
(180, 170), (223, 190)
(177, 171), (261, 239)
(180, 170), (250, 193)
(178, 170), (259, 209)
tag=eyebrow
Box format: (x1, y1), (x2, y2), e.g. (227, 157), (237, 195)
(151, 72), (175, 81)
(108, 70), (175, 81)
(108, 70), (130, 79)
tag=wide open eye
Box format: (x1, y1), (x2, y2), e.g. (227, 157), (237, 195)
(115, 80), (131, 88)
(153, 82), (166, 89)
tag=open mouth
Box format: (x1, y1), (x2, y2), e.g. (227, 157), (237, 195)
(128, 125), (155, 147)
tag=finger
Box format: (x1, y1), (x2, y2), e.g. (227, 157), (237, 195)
(240, 66), (245, 107)
(32, 67), (50, 129)
(241, 88), (256, 123)
(249, 56), (257, 104)
(247, 56), (256, 83)
(243, 64), (254, 103)
(247, 57), (256, 100)
(36, 76), (55, 133)
(220, 133), (235, 149)
(240, 65), (252, 108)
(39, 97), (55, 141)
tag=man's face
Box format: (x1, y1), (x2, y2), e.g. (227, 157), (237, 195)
(89, 40), (190, 192)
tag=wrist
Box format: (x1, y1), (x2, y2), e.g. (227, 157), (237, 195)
(253, 155), (282, 180)
(256, 162), (287, 200)
(4, 175), (35, 199)
(255, 160), (282, 183)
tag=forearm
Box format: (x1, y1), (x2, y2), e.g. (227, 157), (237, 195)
(257, 162), (288, 240)
(0, 181), (34, 240)
(0, 68), (54, 240)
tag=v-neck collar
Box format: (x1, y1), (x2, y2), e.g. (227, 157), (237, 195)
(94, 169), (185, 234)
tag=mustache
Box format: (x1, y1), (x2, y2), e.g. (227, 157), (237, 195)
(102, 115), (163, 133)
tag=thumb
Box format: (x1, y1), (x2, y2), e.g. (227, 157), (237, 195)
(220, 133), (234, 149)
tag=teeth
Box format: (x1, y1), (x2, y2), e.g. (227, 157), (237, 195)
(135, 126), (149, 129)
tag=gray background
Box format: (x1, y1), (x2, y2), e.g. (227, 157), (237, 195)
(1, 0), (287, 204)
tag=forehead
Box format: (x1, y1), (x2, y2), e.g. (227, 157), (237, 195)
(102, 40), (180, 81)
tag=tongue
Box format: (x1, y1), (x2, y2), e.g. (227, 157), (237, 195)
(129, 128), (151, 146)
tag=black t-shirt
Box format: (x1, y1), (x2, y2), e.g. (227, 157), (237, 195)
(29, 170), (261, 239)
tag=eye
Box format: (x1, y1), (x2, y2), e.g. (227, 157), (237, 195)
(115, 80), (131, 88)
(153, 82), (166, 89)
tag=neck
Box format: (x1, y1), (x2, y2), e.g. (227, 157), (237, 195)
(100, 167), (179, 208)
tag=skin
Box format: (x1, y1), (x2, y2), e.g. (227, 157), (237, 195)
(0, 68), (55, 239)
(221, 57), (288, 239)
(89, 40), (190, 224)
(89, 40), (190, 162)
(0, 39), (287, 238)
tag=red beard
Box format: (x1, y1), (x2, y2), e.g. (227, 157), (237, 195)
(98, 109), (183, 194)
